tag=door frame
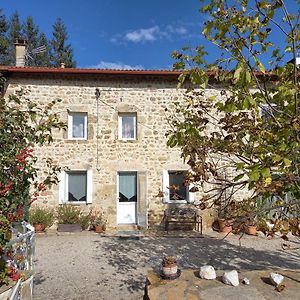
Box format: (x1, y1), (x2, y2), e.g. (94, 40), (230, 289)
(116, 171), (138, 225)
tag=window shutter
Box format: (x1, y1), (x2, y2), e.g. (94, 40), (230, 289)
(67, 114), (72, 139)
(86, 169), (93, 204)
(188, 183), (195, 203)
(58, 171), (66, 204)
(162, 170), (169, 203)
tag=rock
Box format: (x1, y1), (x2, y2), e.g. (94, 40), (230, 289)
(199, 265), (216, 280)
(222, 270), (239, 286)
(242, 277), (250, 285)
(257, 231), (265, 238)
(270, 272), (284, 286)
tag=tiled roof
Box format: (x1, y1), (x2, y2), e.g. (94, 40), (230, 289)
(0, 66), (182, 76)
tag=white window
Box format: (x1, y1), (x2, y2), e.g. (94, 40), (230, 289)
(118, 113), (137, 140)
(59, 170), (92, 204)
(68, 112), (87, 139)
(163, 170), (194, 203)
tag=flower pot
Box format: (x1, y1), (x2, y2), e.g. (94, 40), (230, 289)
(218, 218), (233, 233)
(162, 263), (178, 277)
(94, 225), (105, 233)
(57, 224), (82, 232)
(246, 225), (257, 235)
(33, 223), (45, 233)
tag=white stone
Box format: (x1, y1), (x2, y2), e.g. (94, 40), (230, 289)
(242, 277), (250, 285)
(257, 231), (265, 238)
(222, 270), (239, 286)
(270, 272), (284, 286)
(199, 265), (216, 280)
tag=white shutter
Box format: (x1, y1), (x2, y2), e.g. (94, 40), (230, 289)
(67, 114), (72, 139)
(58, 171), (66, 204)
(188, 183), (195, 203)
(162, 170), (169, 203)
(86, 169), (93, 204)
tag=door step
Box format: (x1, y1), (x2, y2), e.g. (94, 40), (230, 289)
(117, 224), (139, 231)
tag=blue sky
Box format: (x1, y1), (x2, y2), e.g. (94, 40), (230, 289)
(2, 0), (206, 70)
(2, 1), (297, 70)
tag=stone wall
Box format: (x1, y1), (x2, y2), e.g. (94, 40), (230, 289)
(5, 74), (223, 230)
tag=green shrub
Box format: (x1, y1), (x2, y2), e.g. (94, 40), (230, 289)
(56, 205), (92, 229)
(29, 207), (54, 228)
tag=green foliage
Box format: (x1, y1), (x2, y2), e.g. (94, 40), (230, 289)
(56, 205), (92, 229)
(169, 0), (300, 221)
(0, 76), (66, 283)
(6, 11), (21, 65)
(0, 9), (9, 65)
(0, 10), (75, 67)
(29, 207), (54, 228)
(50, 18), (76, 68)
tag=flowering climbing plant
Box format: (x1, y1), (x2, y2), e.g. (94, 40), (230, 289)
(0, 75), (66, 285)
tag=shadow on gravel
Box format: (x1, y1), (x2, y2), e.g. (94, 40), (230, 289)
(93, 235), (300, 294)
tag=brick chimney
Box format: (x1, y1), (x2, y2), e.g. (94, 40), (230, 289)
(14, 39), (27, 67)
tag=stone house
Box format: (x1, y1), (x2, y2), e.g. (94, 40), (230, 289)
(0, 41), (215, 230)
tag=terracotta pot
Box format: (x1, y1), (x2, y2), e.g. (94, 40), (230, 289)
(218, 218), (233, 234)
(34, 223), (45, 233)
(162, 263), (178, 277)
(246, 225), (257, 235)
(94, 225), (105, 233)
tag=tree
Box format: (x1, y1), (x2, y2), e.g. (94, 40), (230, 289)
(6, 11), (21, 66)
(169, 0), (300, 230)
(0, 76), (66, 284)
(0, 9), (9, 65)
(50, 17), (76, 68)
(21, 16), (39, 66)
(35, 32), (51, 67)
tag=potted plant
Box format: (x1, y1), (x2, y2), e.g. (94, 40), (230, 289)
(161, 256), (178, 279)
(245, 219), (257, 235)
(29, 207), (54, 232)
(217, 201), (235, 234)
(91, 211), (107, 233)
(56, 205), (92, 232)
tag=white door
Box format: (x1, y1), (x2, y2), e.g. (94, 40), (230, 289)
(117, 172), (137, 224)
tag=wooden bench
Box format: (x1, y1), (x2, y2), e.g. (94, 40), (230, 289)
(164, 207), (202, 234)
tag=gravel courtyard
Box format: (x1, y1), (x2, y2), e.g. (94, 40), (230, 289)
(33, 231), (300, 300)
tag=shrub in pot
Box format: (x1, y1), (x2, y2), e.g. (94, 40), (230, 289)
(91, 211), (107, 233)
(29, 207), (54, 232)
(162, 256), (178, 278)
(56, 205), (92, 232)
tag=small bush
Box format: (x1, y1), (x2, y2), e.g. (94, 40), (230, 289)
(56, 205), (92, 229)
(29, 207), (54, 228)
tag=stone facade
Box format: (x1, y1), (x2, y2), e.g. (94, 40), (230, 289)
(3, 70), (216, 230)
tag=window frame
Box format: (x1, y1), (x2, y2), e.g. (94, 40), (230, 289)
(118, 113), (137, 141)
(59, 169), (92, 204)
(68, 112), (88, 140)
(162, 170), (195, 204)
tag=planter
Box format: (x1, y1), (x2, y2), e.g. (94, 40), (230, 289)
(94, 225), (105, 233)
(57, 224), (82, 232)
(245, 225), (257, 235)
(218, 218), (233, 234)
(0, 273), (33, 300)
(162, 263), (178, 278)
(33, 223), (45, 233)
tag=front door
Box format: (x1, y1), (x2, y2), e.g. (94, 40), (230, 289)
(117, 172), (137, 224)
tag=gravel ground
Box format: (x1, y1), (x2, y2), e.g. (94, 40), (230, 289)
(33, 231), (300, 300)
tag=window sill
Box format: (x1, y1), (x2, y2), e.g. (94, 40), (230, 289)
(64, 201), (89, 205)
(67, 138), (88, 141)
(118, 139), (138, 143)
(164, 200), (188, 204)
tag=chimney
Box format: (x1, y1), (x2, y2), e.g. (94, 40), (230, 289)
(60, 62), (65, 68)
(14, 39), (27, 67)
